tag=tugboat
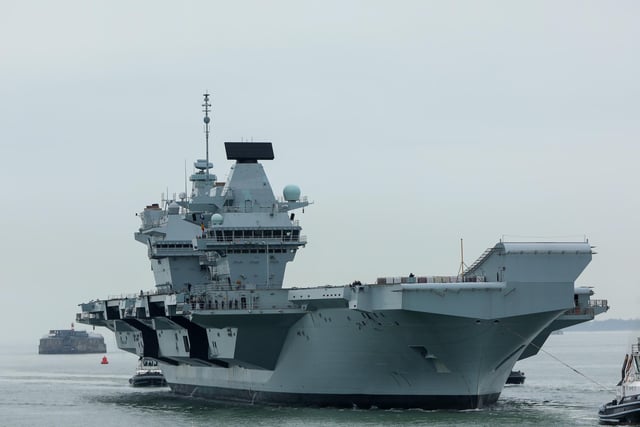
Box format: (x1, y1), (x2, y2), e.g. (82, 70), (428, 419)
(599, 338), (640, 424)
(129, 358), (167, 387)
(506, 370), (526, 385)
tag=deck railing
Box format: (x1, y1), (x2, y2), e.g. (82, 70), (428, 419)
(589, 299), (609, 308)
(376, 275), (487, 285)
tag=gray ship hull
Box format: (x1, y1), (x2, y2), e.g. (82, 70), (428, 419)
(80, 241), (597, 409)
(127, 301), (564, 409)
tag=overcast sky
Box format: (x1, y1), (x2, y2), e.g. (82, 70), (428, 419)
(1, 1), (638, 347)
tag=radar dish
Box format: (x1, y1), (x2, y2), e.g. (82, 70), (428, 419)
(211, 213), (224, 225)
(283, 185), (301, 202)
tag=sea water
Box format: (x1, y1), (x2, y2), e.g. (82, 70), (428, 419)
(0, 331), (635, 427)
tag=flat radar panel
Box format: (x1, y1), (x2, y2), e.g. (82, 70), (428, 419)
(225, 142), (274, 162)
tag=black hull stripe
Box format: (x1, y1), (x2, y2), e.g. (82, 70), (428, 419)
(169, 383), (500, 410)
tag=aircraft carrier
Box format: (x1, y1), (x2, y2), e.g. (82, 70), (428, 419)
(77, 94), (607, 409)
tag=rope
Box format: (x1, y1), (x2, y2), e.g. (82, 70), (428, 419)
(500, 323), (613, 391)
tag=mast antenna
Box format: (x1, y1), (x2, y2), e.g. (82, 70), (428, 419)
(202, 92), (212, 179)
(458, 238), (469, 277)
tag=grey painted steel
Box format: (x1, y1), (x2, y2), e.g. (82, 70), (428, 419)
(76, 99), (608, 409)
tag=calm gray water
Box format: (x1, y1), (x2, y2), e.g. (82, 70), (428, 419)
(0, 331), (636, 426)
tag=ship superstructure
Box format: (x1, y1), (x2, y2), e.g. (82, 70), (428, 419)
(77, 94), (607, 409)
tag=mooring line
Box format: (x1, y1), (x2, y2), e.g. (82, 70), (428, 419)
(501, 324), (612, 391)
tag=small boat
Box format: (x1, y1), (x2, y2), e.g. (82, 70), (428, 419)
(129, 358), (167, 387)
(506, 370), (526, 385)
(599, 338), (640, 424)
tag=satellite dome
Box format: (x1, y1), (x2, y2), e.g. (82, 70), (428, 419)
(211, 213), (224, 225)
(283, 185), (301, 202)
(168, 202), (180, 215)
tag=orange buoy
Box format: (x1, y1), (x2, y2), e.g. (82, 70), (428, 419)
(101, 355), (109, 364)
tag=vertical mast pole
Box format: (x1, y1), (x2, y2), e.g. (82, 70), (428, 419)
(458, 238), (468, 278)
(202, 93), (212, 179)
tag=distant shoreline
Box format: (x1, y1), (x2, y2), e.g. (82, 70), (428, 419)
(566, 319), (640, 332)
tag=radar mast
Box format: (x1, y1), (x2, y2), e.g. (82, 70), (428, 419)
(202, 92), (212, 179)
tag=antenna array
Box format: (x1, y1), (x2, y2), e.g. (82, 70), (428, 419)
(202, 93), (212, 178)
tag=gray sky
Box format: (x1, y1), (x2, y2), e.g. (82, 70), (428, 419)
(1, 1), (638, 347)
